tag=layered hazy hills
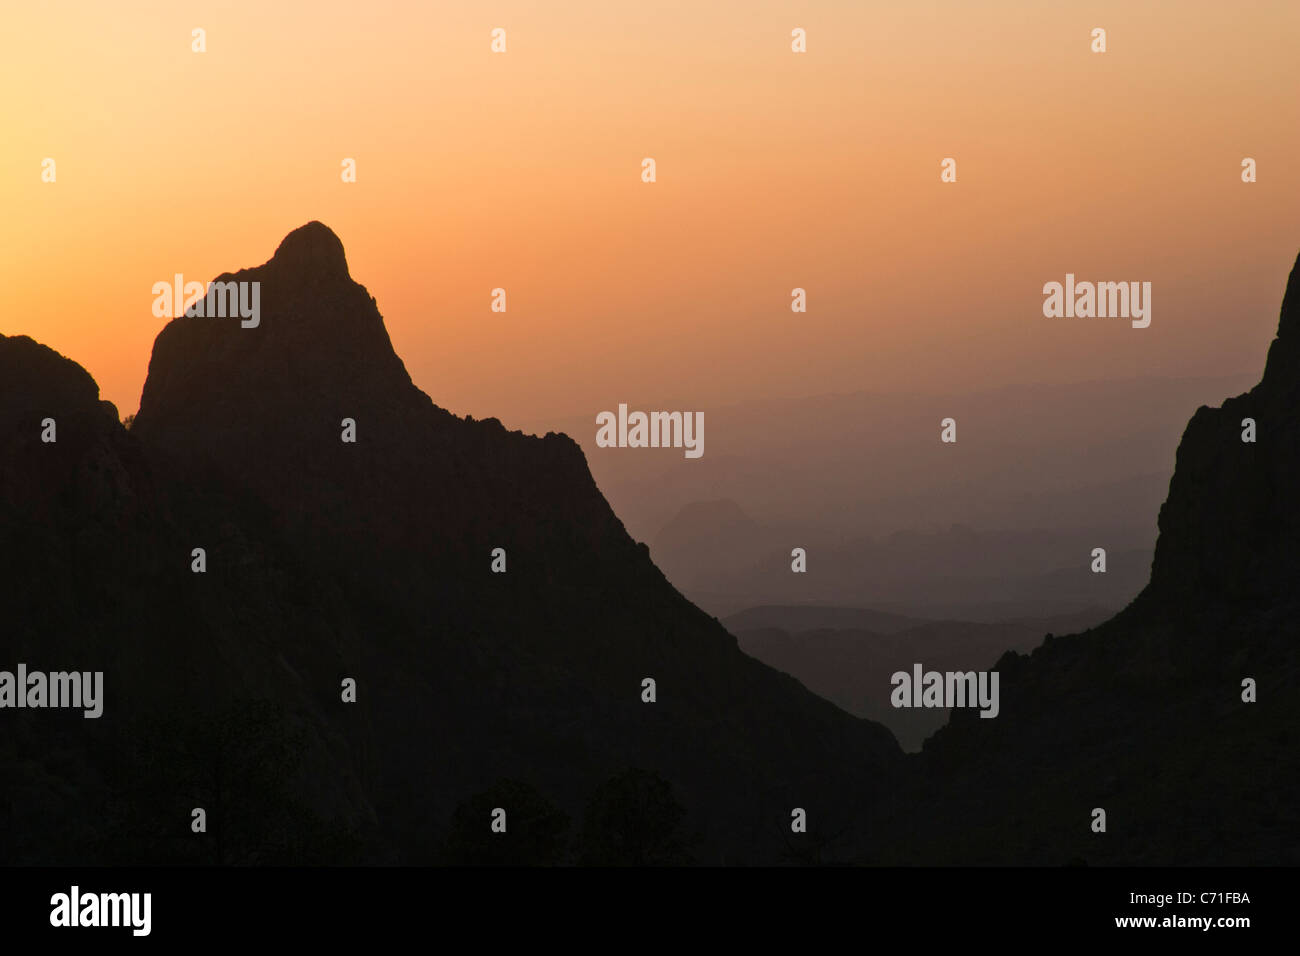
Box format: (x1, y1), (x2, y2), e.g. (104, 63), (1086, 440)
(883, 253), (1300, 865)
(727, 605), (1112, 752)
(654, 498), (1149, 619)
(1, 223), (898, 865)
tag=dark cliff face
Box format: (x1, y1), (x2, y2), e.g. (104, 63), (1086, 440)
(2, 224), (899, 865)
(1143, 254), (1300, 606)
(0, 335), (137, 529)
(890, 253), (1300, 866)
(0, 335), (161, 669)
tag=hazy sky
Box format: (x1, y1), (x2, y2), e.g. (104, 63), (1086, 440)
(2, 0), (1297, 427)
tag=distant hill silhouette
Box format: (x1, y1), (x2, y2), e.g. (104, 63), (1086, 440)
(725, 604), (929, 635)
(728, 606), (1112, 751)
(649, 498), (768, 593)
(1, 223), (897, 865)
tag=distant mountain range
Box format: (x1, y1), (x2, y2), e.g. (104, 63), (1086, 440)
(527, 372), (1255, 621)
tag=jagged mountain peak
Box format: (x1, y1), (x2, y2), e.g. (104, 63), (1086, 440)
(269, 221), (351, 279)
(1261, 250), (1300, 390)
(134, 224), (420, 456)
(1142, 250), (1300, 606)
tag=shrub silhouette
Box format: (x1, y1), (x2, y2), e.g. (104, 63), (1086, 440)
(99, 699), (363, 864)
(440, 779), (569, 866)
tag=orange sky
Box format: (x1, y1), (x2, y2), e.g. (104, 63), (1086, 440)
(2, 0), (1297, 427)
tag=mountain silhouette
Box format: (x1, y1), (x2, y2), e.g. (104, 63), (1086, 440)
(1, 223), (897, 864)
(881, 252), (1300, 864)
(4, 225), (1298, 865)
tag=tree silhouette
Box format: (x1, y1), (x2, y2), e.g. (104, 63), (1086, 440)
(577, 768), (696, 866)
